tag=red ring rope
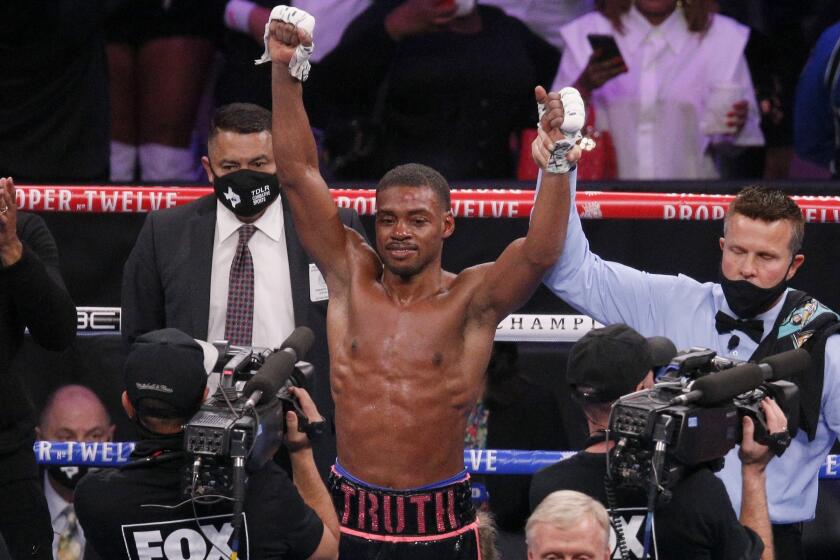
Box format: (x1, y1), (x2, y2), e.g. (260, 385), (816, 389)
(13, 185), (840, 223)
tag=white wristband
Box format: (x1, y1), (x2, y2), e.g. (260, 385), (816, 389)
(254, 5), (316, 83)
(224, 0), (257, 35)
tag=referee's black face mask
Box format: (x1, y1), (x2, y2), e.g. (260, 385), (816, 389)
(719, 265), (790, 318)
(211, 167), (280, 218)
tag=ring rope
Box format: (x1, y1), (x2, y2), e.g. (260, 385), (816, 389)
(34, 442), (840, 479)
(14, 185), (840, 222)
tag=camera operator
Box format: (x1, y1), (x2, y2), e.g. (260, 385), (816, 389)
(535, 138), (840, 557)
(530, 324), (787, 560)
(75, 328), (339, 559)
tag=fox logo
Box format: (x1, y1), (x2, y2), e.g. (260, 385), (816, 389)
(122, 514), (248, 559)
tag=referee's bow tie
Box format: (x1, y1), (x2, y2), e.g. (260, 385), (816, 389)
(714, 311), (764, 343)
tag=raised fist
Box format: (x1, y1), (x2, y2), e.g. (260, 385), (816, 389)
(255, 6), (315, 81)
(268, 19), (311, 66)
(532, 86), (584, 174)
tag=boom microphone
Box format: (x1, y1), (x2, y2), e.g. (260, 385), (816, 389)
(757, 349), (812, 381)
(670, 363), (765, 406)
(243, 351), (296, 409)
(279, 327), (314, 362)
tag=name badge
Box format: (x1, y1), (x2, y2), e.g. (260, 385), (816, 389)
(309, 263), (329, 302)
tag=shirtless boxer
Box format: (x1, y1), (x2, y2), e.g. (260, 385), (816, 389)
(265, 6), (582, 558)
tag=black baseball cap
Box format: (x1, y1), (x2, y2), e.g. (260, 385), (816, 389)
(124, 328), (209, 419)
(567, 324), (676, 403)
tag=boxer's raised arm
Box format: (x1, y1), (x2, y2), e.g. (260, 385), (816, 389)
(268, 11), (352, 287)
(471, 87), (582, 322)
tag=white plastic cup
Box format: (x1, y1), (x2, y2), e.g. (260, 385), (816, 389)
(702, 82), (745, 135)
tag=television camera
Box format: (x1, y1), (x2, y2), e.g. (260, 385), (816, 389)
(182, 326), (323, 497)
(608, 347), (810, 495)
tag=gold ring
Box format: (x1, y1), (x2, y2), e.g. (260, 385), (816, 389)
(0, 206), (7, 215)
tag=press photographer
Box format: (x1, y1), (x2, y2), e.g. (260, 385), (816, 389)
(530, 324), (788, 560)
(75, 328), (339, 560)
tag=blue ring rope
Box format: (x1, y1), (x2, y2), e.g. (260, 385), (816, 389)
(33, 442), (840, 479)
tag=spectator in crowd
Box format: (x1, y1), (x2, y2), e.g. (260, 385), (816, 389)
(526, 490), (610, 560)
(553, 0), (764, 179)
(308, 0), (559, 181)
(106, 0), (223, 181)
(793, 21), (840, 178)
(0, 3), (109, 182)
(216, 0), (372, 109)
(717, 1), (840, 179)
(714, 2), (791, 179)
(530, 324), (783, 560)
(120, 102), (366, 476)
(75, 328), (339, 559)
(35, 385), (114, 560)
(533, 126), (840, 557)
(0, 177), (77, 558)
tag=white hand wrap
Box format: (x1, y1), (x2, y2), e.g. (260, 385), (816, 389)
(254, 5), (315, 82)
(537, 87), (585, 174)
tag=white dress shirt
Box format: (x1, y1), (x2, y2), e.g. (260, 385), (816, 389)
(44, 471), (85, 559)
(208, 199), (295, 348)
(552, 7), (764, 179)
(541, 170), (840, 524)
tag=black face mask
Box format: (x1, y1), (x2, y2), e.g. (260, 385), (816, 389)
(47, 465), (91, 491)
(719, 268), (789, 318)
(212, 168), (280, 218)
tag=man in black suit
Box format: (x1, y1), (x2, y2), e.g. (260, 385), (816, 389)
(121, 102), (366, 475)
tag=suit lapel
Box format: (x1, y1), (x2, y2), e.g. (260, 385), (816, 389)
(282, 194), (310, 328)
(189, 196), (217, 339)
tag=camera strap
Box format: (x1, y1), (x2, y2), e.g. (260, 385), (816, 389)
(119, 435), (186, 470)
(604, 472), (656, 560)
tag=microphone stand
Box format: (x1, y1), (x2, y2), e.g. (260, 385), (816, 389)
(228, 427), (250, 559)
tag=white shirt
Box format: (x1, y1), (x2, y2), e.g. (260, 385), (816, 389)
(552, 8), (764, 179)
(44, 471), (85, 559)
(208, 199), (295, 348)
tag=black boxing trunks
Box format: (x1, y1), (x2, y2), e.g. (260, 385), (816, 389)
(329, 462), (480, 559)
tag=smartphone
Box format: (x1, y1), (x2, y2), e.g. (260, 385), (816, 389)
(587, 34), (625, 65)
